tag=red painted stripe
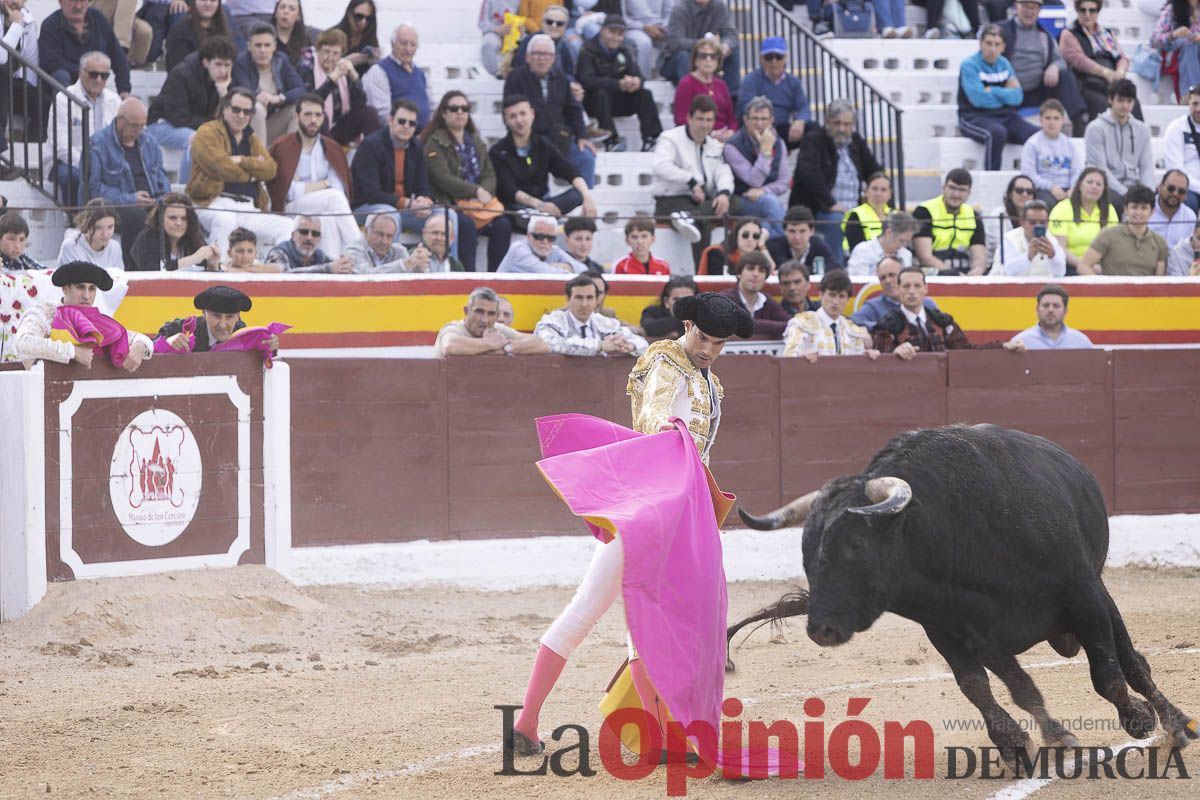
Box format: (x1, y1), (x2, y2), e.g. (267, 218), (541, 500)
(928, 283), (1200, 298)
(125, 277), (702, 299)
(968, 330), (1200, 344)
(281, 331), (432, 347)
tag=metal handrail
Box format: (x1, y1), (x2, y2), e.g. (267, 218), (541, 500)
(733, 1), (906, 206)
(1, 40), (93, 209)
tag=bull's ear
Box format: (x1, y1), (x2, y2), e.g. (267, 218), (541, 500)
(847, 477), (911, 516)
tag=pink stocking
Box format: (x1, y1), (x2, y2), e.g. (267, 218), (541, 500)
(514, 644), (567, 741)
(629, 658), (666, 748)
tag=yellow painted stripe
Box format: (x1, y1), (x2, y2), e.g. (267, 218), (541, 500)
(114, 291), (1200, 336)
(937, 296), (1200, 332)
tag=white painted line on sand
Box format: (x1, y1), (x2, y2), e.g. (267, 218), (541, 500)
(985, 736), (1155, 800)
(266, 743), (501, 800)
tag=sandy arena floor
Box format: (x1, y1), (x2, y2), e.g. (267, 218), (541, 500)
(0, 566), (1197, 799)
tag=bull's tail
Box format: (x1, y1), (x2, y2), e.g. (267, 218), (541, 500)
(725, 587), (809, 673)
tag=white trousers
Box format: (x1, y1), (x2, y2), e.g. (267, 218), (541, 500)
(542, 540), (631, 660)
(284, 188), (361, 256)
(197, 197), (294, 255)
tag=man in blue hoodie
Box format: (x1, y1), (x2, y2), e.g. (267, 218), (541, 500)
(958, 24), (1038, 171)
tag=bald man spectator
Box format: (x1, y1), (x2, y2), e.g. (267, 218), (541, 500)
(419, 213), (465, 272)
(344, 213), (431, 273)
(503, 33), (595, 187)
(86, 96), (170, 266)
(363, 23), (430, 129)
(39, 0), (132, 96)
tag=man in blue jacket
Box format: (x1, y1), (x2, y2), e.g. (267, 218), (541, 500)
(232, 22), (305, 146)
(958, 24), (1038, 171)
(39, 0), (131, 96)
(86, 97), (170, 268)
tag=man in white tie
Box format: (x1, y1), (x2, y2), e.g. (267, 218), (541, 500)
(534, 273), (648, 357)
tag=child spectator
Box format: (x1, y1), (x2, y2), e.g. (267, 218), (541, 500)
(222, 227), (277, 273)
(614, 216), (670, 275)
(1020, 99), (1080, 206)
(563, 217), (605, 272)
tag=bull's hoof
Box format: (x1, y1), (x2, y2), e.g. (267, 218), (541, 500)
(1045, 731), (1080, 750)
(1119, 698), (1156, 739)
(998, 738), (1038, 776)
(1169, 717), (1198, 748)
(725, 655), (736, 673)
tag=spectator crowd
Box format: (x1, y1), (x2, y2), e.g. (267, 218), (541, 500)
(0, 0), (1195, 367)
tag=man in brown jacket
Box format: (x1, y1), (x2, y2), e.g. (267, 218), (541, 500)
(187, 87), (293, 256)
(266, 95), (361, 256)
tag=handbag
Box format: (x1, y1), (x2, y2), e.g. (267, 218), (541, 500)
(456, 196), (505, 228)
(832, 0), (875, 38)
(1130, 44), (1163, 86)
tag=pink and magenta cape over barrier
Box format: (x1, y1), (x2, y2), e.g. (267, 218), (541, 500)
(51, 305), (130, 367)
(535, 414), (735, 757)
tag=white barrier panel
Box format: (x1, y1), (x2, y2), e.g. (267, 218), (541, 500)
(0, 365), (47, 620)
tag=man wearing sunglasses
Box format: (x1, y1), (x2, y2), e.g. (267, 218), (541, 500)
(736, 38), (811, 148)
(1163, 84), (1200, 212)
(49, 51), (120, 206)
(187, 87), (294, 254)
(1148, 169), (1196, 249)
(264, 215), (353, 273)
(497, 214), (587, 273)
(352, 99), (471, 258)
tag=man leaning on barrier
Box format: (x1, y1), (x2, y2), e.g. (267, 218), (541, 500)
(12, 261), (153, 372)
(434, 286), (548, 356)
(156, 285), (278, 353)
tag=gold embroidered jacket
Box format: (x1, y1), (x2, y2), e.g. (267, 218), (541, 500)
(627, 338), (723, 463)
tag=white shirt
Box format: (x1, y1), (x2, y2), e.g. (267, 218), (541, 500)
(52, 80), (120, 166)
(0, 10), (39, 85)
(901, 306), (926, 328)
(286, 138), (346, 202)
(846, 238), (913, 277)
(739, 288), (767, 314)
(1163, 112), (1200, 191)
(992, 226), (1067, 277)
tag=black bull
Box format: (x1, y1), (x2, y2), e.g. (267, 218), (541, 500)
(730, 423), (1198, 759)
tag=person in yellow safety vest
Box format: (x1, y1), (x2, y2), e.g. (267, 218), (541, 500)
(842, 171), (894, 254)
(912, 167), (989, 276)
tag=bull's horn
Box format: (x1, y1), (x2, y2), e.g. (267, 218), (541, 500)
(738, 490), (821, 530)
(848, 477), (912, 516)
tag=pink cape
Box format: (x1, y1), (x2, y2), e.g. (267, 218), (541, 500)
(211, 323), (290, 367)
(535, 414), (733, 757)
(535, 413), (795, 778)
(51, 305), (130, 367)
(154, 321), (290, 367)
